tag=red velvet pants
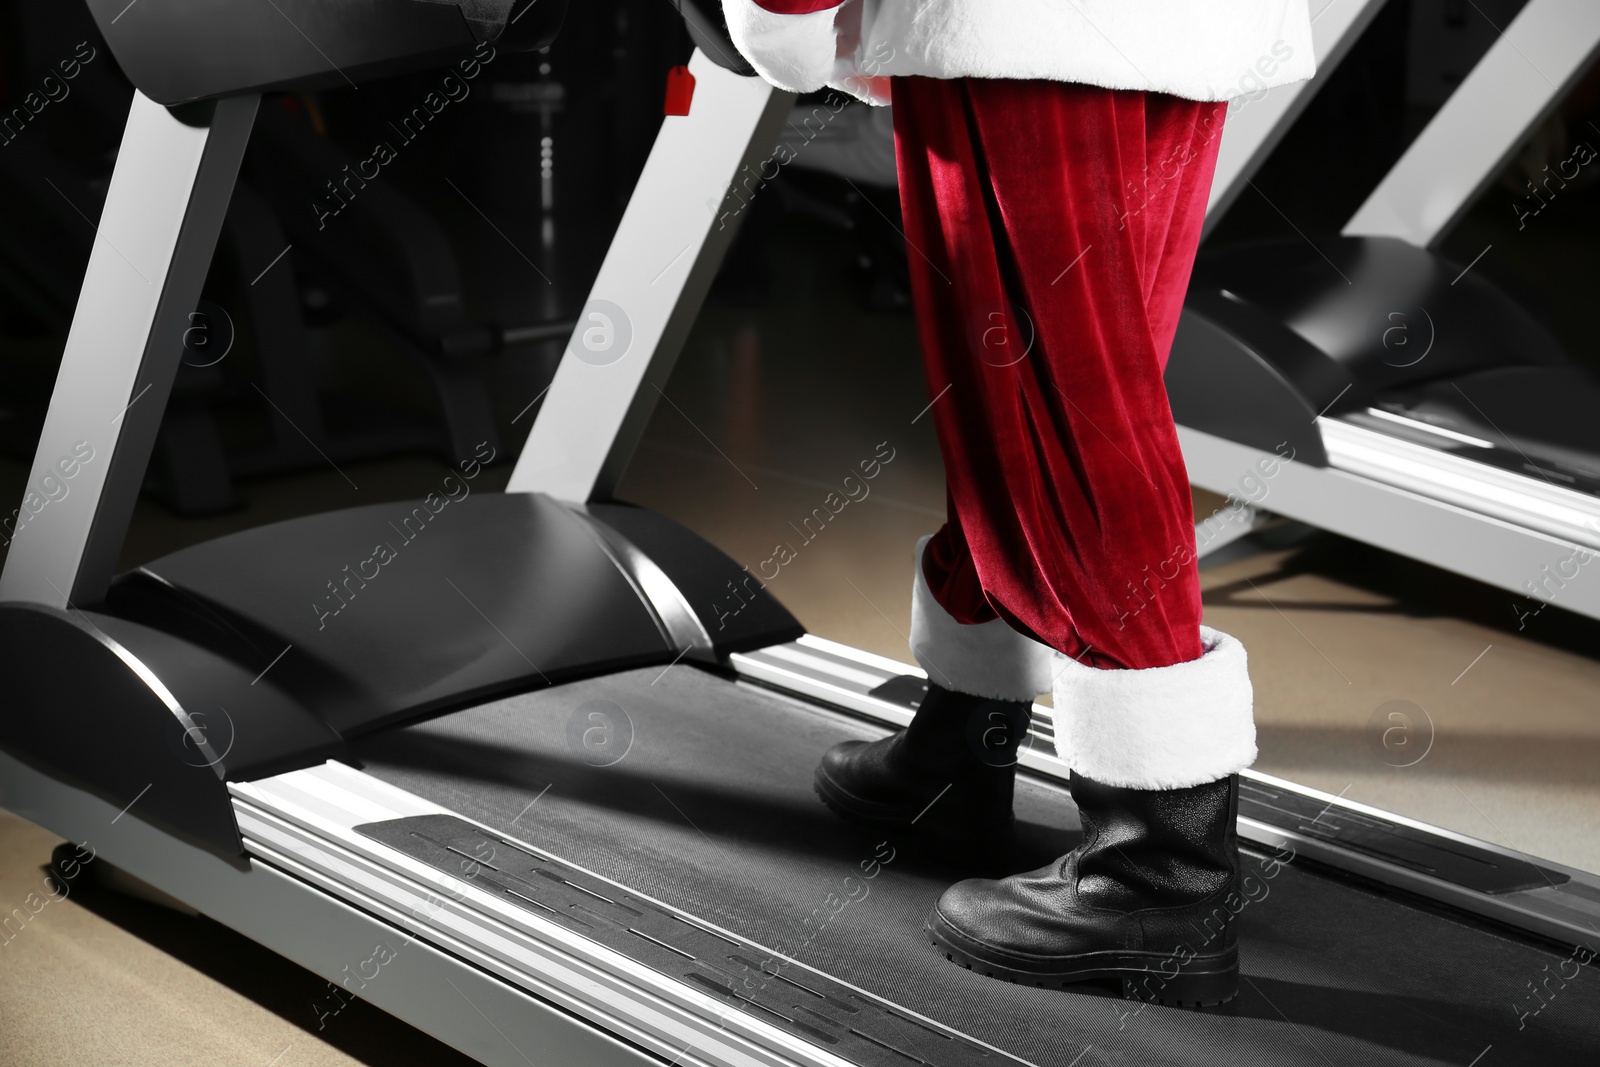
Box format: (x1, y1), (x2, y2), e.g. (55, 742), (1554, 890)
(892, 77), (1226, 672)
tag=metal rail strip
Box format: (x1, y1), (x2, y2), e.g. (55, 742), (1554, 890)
(1179, 425), (1600, 623)
(230, 760), (1042, 1067)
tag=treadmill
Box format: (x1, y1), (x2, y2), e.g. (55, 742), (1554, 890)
(2, 2), (1599, 1065)
(1168, 0), (1600, 621)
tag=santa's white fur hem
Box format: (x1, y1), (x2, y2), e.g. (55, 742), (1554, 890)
(720, 0), (1315, 105)
(908, 535), (1056, 702)
(1053, 626), (1256, 789)
(722, 1), (840, 95)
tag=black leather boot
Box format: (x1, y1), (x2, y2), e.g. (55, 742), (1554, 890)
(813, 683), (1031, 865)
(926, 771), (1241, 1006)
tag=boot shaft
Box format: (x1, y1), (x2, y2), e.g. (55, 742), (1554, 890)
(900, 682), (1033, 768)
(1070, 772), (1240, 914)
(897, 683), (1032, 814)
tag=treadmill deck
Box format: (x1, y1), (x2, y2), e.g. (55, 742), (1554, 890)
(332, 665), (1600, 1067)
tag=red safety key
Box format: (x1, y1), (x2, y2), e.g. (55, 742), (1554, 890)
(664, 64), (695, 117)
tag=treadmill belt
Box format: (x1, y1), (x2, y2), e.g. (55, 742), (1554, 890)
(352, 666), (1600, 1066)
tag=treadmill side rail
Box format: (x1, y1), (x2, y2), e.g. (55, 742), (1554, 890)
(231, 761), (896, 1067)
(0, 750), (663, 1067)
(737, 636), (1600, 954)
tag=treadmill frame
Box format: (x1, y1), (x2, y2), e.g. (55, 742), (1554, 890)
(0, 92), (259, 608)
(7, 636), (1600, 1067)
(1183, 0), (1600, 621)
(4, 10), (1600, 1066)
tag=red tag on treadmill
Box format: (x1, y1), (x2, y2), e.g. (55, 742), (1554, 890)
(664, 65), (695, 117)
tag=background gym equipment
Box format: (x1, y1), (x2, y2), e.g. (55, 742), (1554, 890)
(1169, 0), (1600, 623)
(0, 0), (688, 516)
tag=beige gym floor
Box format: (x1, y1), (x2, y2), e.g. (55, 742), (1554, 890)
(3, 231), (1599, 1064)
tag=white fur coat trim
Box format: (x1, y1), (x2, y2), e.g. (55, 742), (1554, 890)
(908, 534), (1057, 702)
(722, 2), (842, 97)
(722, 0), (1315, 106)
(1053, 625), (1256, 789)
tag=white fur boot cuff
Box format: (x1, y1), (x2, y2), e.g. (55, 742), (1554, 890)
(907, 535), (1056, 702)
(1052, 627), (1257, 789)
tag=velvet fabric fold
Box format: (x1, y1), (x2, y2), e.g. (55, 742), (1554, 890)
(894, 76), (1225, 672)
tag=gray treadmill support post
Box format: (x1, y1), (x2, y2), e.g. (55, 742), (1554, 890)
(1202, 0), (1389, 238)
(508, 50), (794, 503)
(1344, 0), (1600, 247)
(0, 91), (259, 608)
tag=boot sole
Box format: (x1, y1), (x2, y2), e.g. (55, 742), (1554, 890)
(812, 767), (1015, 869)
(926, 914), (1238, 1008)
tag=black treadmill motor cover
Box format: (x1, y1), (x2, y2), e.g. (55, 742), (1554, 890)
(1168, 235), (1600, 468)
(1187, 235), (1572, 410)
(101, 493), (802, 739)
(83, 0), (569, 105)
